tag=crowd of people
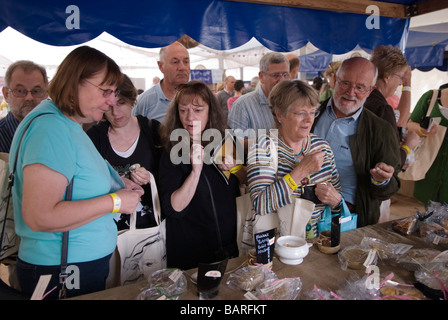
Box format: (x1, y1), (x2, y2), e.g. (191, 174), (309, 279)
(0, 41), (447, 299)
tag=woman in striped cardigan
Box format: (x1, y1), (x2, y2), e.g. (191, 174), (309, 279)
(247, 80), (343, 238)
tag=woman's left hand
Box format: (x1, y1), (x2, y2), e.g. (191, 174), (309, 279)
(130, 166), (151, 186)
(315, 182), (341, 208)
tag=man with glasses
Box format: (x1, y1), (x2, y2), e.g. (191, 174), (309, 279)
(0, 60), (48, 152)
(228, 52), (290, 139)
(313, 57), (401, 227)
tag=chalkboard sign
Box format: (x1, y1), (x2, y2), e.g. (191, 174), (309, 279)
(254, 228), (276, 264)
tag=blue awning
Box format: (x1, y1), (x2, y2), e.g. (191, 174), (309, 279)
(0, 0), (410, 54)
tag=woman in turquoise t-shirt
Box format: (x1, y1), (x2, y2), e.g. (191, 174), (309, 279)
(9, 46), (144, 299)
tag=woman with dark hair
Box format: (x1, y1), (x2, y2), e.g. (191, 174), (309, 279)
(9, 46), (144, 298)
(158, 80), (243, 270)
(87, 74), (162, 230)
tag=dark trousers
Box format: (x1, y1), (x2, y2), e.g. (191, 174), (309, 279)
(16, 253), (111, 299)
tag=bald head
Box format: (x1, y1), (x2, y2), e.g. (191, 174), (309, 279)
(337, 57), (377, 87)
(158, 41), (190, 88)
(332, 57), (377, 117)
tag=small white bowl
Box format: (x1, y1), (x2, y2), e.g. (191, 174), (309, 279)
(275, 235), (310, 265)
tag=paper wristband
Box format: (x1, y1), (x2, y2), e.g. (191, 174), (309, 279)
(418, 128), (428, 137)
(402, 86), (411, 92)
(284, 174), (299, 190)
(109, 193), (121, 213)
(229, 164), (243, 174)
(400, 144), (411, 155)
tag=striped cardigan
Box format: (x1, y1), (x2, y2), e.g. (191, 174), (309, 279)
(247, 133), (342, 236)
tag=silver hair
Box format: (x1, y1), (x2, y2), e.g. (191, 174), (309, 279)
(259, 52), (290, 73)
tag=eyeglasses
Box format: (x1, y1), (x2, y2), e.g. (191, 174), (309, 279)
(84, 79), (120, 98)
(392, 73), (404, 83)
(336, 77), (371, 94)
(290, 110), (320, 120)
(264, 72), (290, 81)
(8, 87), (46, 98)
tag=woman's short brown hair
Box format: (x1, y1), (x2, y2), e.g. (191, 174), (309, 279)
(47, 46), (122, 117)
(269, 80), (319, 128)
(117, 74), (138, 107)
(370, 45), (408, 79)
(160, 80), (227, 151)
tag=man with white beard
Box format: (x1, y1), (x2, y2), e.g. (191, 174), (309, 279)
(313, 57), (401, 227)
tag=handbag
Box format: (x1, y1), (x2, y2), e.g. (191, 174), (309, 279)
(0, 152), (19, 261)
(317, 200), (357, 233)
(236, 136), (315, 256)
(399, 90), (447, 181)
(114, 172), (166, 286)
(1, 113), (50, 261)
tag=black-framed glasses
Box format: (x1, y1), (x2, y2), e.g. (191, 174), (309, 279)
(264, 72), (290, 81)
(8, 87), (46, 98)
(336, 76), (370, 94)
(84, 79), (120, 98)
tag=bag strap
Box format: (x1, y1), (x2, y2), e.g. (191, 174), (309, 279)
(9, 113), (52, 188)
(128, 171), (162, 230)
(426, 89), (439, 116)
(204, 174), (226, 260)
(59, 178), (73, 299)
(1, 113), (50, 259)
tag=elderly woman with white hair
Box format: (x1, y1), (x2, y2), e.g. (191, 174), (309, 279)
(247, 80), (343, 238)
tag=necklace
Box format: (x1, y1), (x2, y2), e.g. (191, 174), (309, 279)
(294, 137), (306, 163)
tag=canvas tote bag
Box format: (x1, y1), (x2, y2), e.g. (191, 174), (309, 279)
(0, 152), (20, 261)
(111, 172), (166, 286)
(399, 90), (447, 181)
(236, 137), (314, 256)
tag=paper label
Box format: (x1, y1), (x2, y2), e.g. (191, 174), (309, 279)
(30, 274), (52, 300)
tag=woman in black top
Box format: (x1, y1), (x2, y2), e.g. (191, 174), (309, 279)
(158, 81), (244, 270)
(87, 74), (162, 230)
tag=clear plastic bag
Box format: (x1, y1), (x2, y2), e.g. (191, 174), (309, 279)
(360, 237), (413, 260)
(136, 268), (187, 300)
(226, 265), (276, 292)
(395, 248), (444, 271)
(255, 277), (302, 300)
(418, 202), (448, 247)
(338, 245), (378, 270)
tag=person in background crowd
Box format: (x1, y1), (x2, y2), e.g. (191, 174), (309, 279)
(87, 74), (162, 230)
(9, 46), (143, 299)
(242, 76), (259, 94)
(320, 61), (342, 102)
(227, 79), (245, 111)
(312, 77), (323, 93)
(0, 60), (48, 153)
(366, 45), (420, 170)
(158, 81), (243, 270)
(133, 41), (190, 122)
(313, 57), (401, 227)
(286, 53), (301, 80)
(228, 52), (290, 138)
(248, 80), (342, 238)
(407, 82), (448, 204)
(216, 75), (235, 118)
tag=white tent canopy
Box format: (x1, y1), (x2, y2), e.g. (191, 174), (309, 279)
(0, 8), (447, 106)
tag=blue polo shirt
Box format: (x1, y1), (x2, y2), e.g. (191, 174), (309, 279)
(133, 81), (170, 122)
(313, 100), (362, 205)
